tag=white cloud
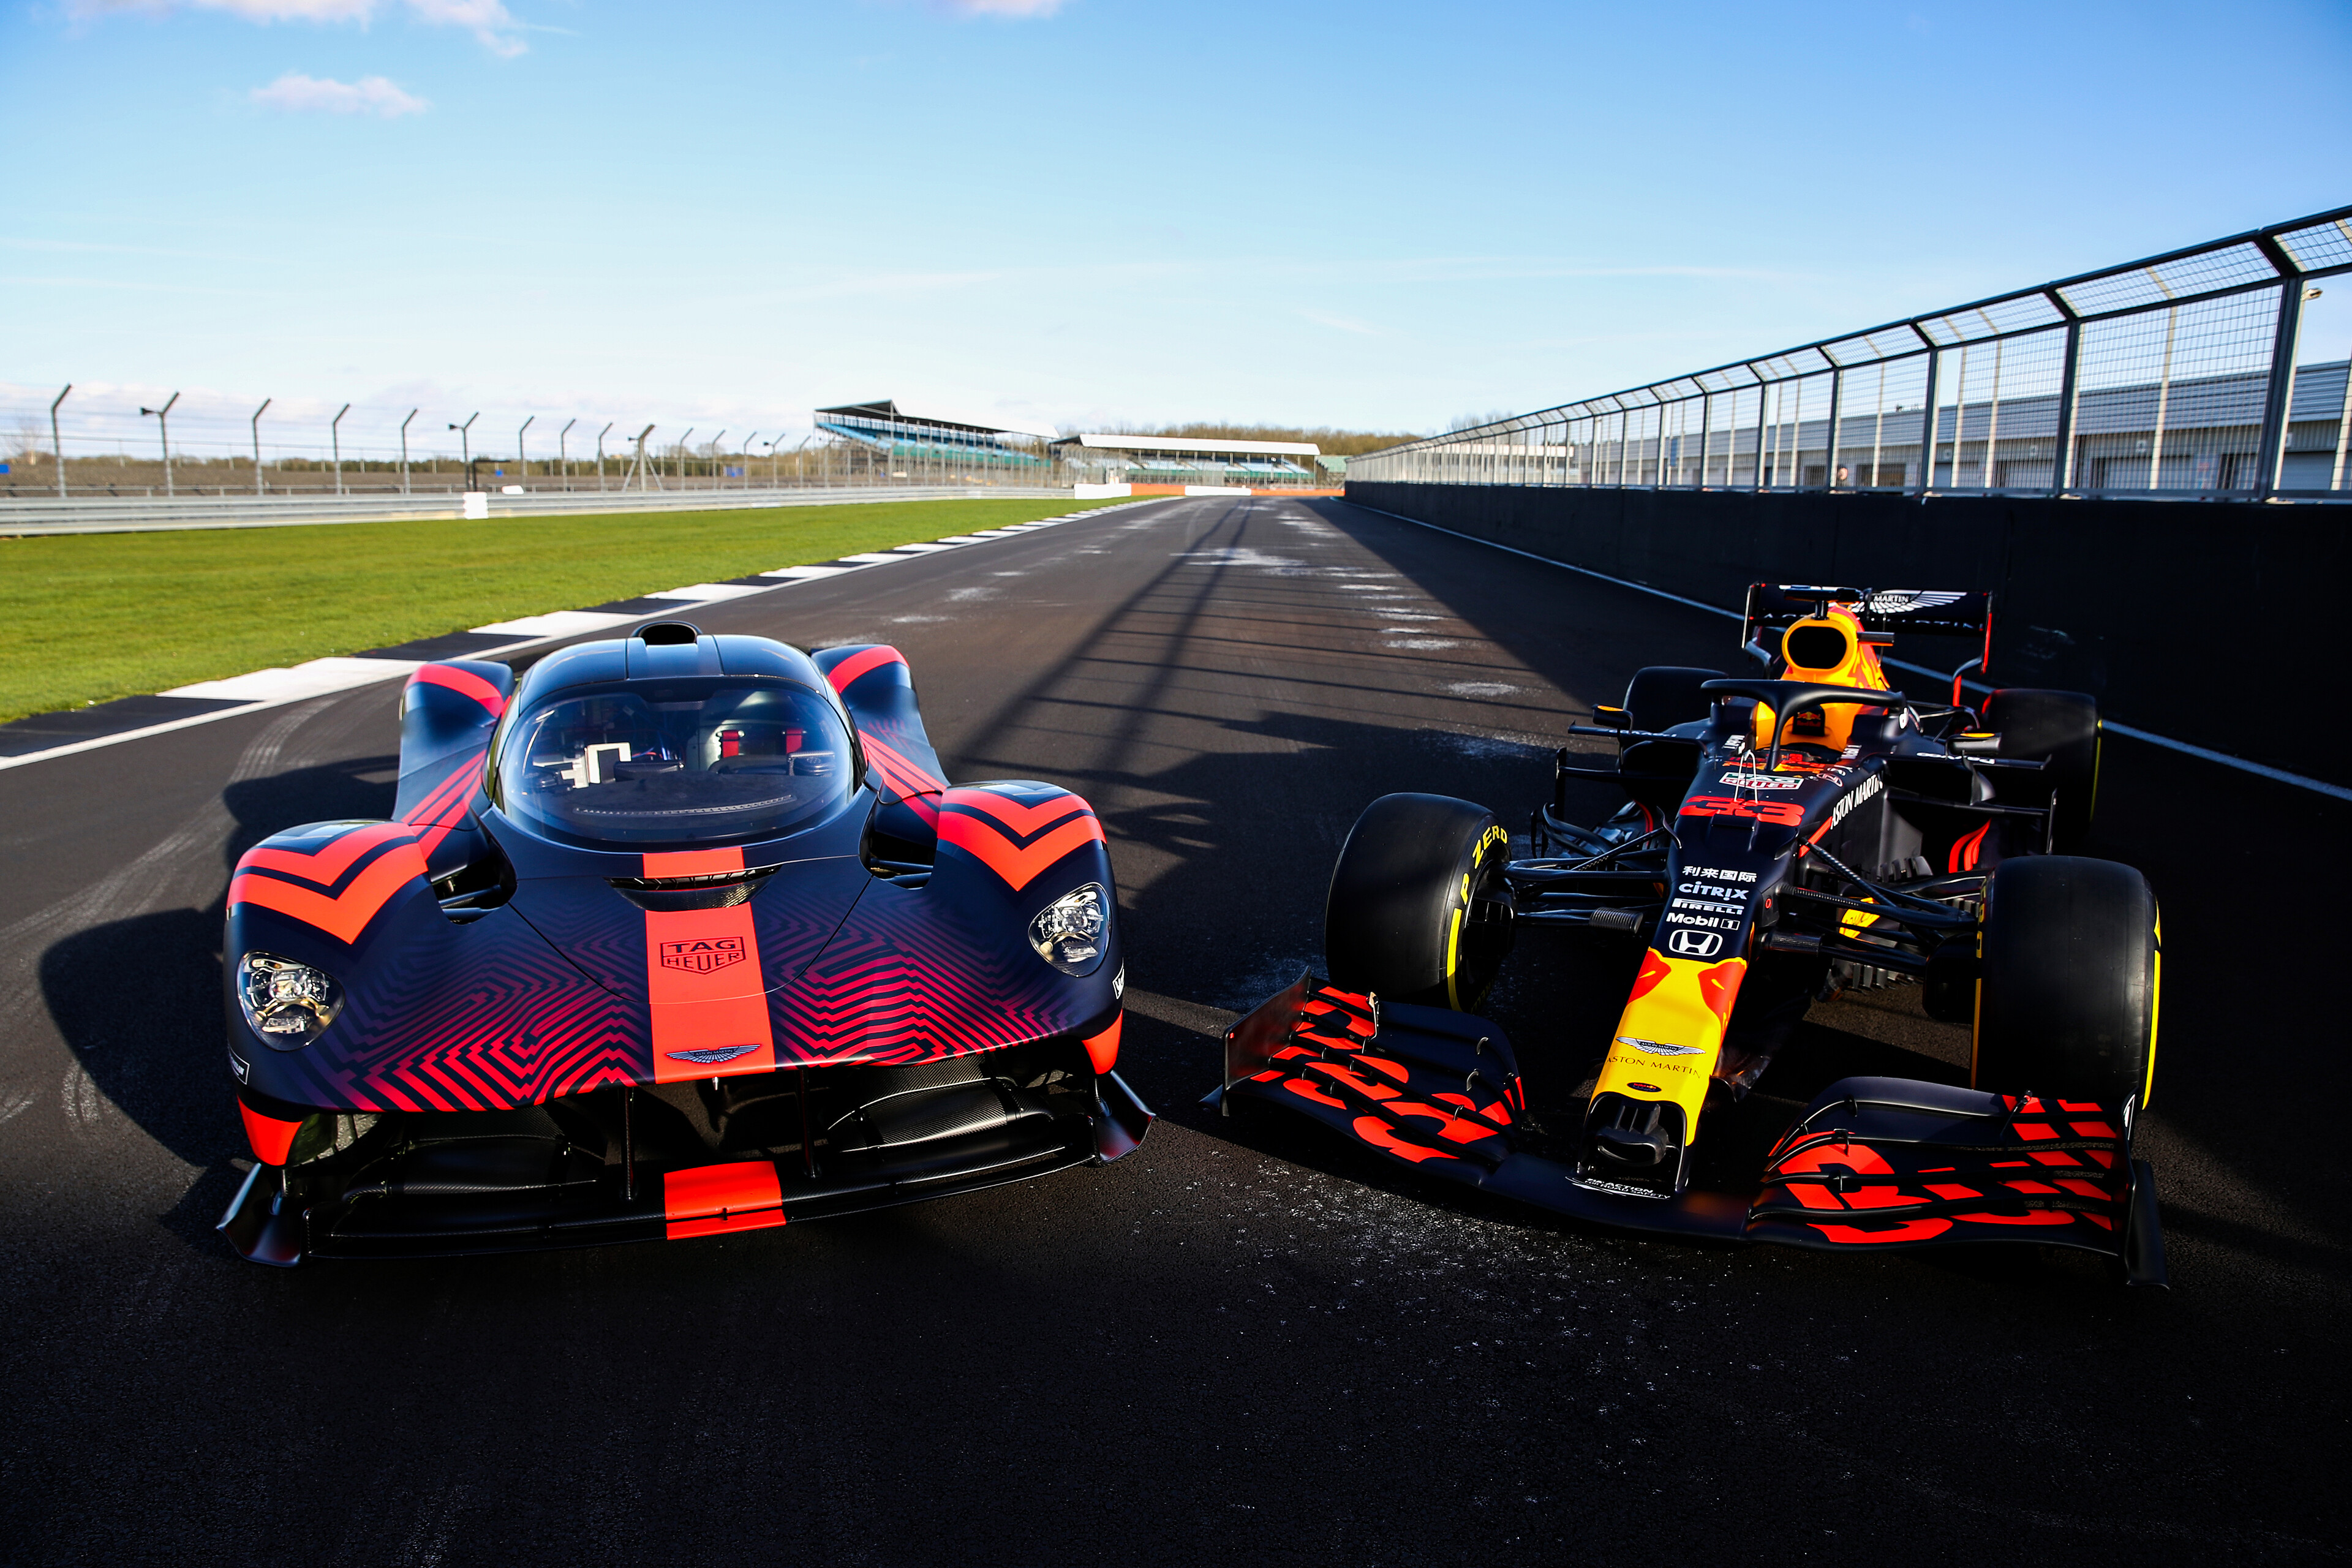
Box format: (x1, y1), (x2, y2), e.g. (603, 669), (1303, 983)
(940, 0), (1066, 16)
(72, 0), (524, 55)
(249, 71), (430, 116)
(1299, 309), (1379, 336)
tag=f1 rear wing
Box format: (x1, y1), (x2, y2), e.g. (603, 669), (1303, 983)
(1743, 584), (1995, 694)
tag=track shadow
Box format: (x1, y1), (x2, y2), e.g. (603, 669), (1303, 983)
(39, 753), (398, 1183)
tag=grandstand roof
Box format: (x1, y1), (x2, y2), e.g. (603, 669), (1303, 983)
(815, 399), (1057, 442)
(1054, 432), (1322, 457)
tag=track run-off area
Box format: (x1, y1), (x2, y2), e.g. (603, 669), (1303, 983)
(3, 494), (2345, 1564)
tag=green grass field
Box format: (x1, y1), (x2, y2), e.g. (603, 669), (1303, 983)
(2, 496), (1134, 725)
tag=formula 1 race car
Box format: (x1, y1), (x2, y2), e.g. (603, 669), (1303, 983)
(218, 621), (1148, 1264)
(1214, 584), (2165, 1284)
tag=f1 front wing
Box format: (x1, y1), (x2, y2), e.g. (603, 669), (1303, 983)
(1210, 976), (2163, 1285)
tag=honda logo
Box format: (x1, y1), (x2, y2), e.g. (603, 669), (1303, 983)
(1665, 929), (1723, 958)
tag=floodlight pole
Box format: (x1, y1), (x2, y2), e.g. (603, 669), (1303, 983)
(450, 412), (478, 488)
(558, 417), (576, 492)
(49, 384), (71, 499)
(139, 391), (179, 497)
(331, 403), (351, 496)
(251, 398), (272, 496)
(597, 421), (613, 490)
(399, 408), (417, 495)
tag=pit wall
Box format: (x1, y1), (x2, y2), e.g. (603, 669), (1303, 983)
(1344, 480), (2350, 782)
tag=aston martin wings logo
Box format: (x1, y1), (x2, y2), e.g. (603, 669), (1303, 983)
(1616, 1036), (1705, 1057)
(1866, 589), (1967, 615)
(666, 1044), (761, 1064)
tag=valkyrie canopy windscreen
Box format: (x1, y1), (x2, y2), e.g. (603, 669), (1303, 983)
(499, 679), (854, 847)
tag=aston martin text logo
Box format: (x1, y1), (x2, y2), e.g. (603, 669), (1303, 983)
(1866, 589), (1966, 616)
(1617, 1036), (1705, 1057)
(660, 937), (747, 974)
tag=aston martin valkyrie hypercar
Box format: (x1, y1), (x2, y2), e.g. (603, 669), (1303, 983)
(219, 620), (1148, 1264)
(1215, 584), (2165, 1284)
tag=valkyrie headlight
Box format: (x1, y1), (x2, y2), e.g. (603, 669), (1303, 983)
(236, 952), (344, 1050)
(1029, 883), (1108, 976)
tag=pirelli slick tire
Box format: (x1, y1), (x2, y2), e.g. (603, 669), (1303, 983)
(1987, 688), (2101, 851)
(1624, 666), (1727, 733)
(1325, 793), (1513, 1012)
(1973, 855), (2160, 1108)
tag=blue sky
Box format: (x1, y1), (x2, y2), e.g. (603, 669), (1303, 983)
(4, 0), (2350, 464)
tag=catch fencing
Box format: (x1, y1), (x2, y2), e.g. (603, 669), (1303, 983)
(0, 484), (1080, 538)
(1351, 205), (2352, 502)
(0, 393), (1074, 502)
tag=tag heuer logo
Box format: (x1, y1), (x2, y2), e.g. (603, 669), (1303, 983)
(660, 937), (747, 974)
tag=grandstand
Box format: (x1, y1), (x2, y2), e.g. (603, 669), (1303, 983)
(812, 400), (1056, 480)
(1051, 432), (1323, 488)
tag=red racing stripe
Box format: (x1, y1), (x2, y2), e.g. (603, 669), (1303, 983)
(231, 836), (428, 944)
(645, 898), (775, 1083)
(410, 663), (507, 717)
(937, 811), (1105, 892)
(644, 846), (747, 878)
(239, 820), (416, 885)
(1081, 1012), (1121, 1073)
(947, 789), (1087, 837)
(825, 644), (907, 694)
(239, 1100), (302, 1165)
(663, 1161), (786, 1239)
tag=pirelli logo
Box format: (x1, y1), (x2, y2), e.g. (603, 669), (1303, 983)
(660, 937), (747, 975)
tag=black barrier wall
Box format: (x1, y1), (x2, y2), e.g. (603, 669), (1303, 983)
(1346, 480), (2350, 782)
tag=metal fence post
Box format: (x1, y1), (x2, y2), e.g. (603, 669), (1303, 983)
(50, 384), (71, 499)
(1823, 369), (1844, 489)
(2047, 293), (2083, 494)
(331, 403), (350, 495)
(399, 408), (416, 496)
(2252, 252), (2310, 496)
(1914, 347), (1940, 495)
(252, 399), (272, 496)
(140, 391), (179, 497)
(1752, 380), (1771, 489)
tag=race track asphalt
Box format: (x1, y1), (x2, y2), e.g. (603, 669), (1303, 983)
(2, 494), (2346, 1566)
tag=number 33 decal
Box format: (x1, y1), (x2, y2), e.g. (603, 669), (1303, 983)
(1679, 794), (1804, 825)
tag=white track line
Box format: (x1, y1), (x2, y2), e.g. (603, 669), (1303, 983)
(1341, 499), (2352, 804)
(646, 582), (771, 601)
(164, 657), (427, 703)
(0, 499), (1173, 775)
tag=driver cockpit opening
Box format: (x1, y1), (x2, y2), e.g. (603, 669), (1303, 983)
(497, 677), (856, 847)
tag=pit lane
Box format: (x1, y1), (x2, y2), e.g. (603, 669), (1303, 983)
(2, 494), (2345, 1564)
